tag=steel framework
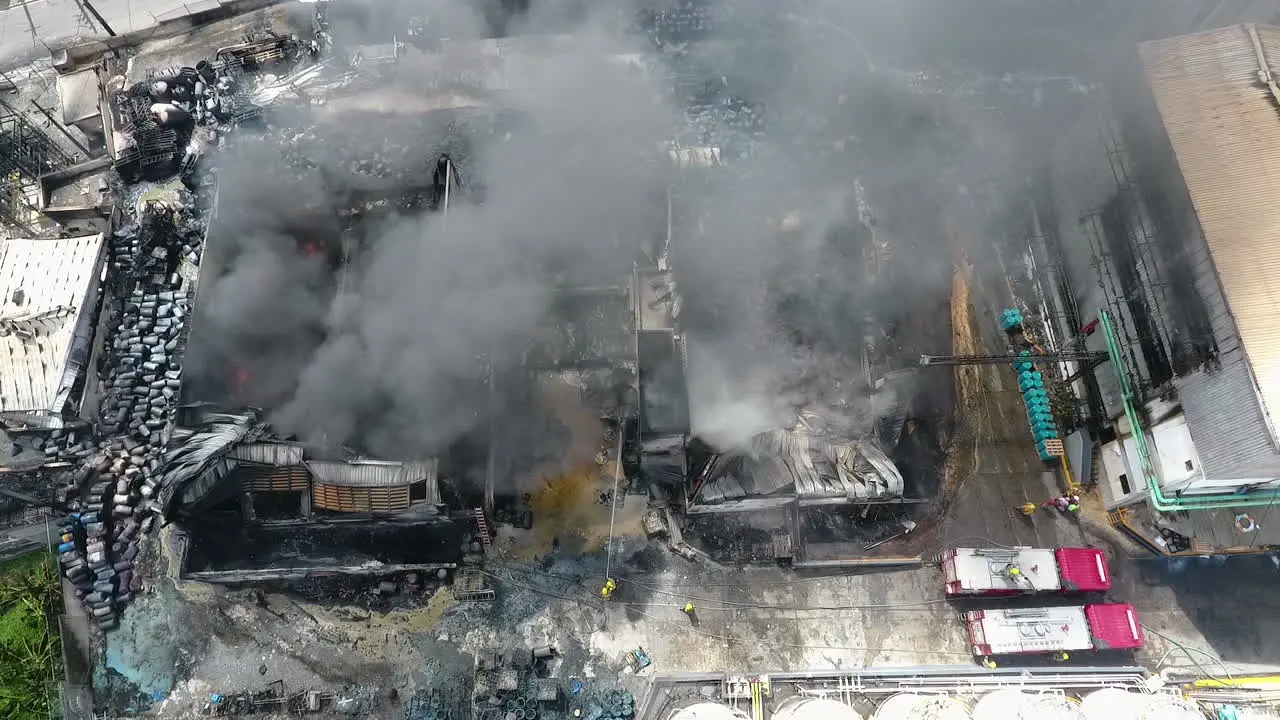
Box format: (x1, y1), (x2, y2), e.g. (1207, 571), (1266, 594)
(0, 102), (73, 233)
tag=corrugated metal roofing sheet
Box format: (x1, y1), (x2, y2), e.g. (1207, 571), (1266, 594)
(306, 459), (438, 493)
(156, 412), (266, 510)
(693, 427), (904, 503)
(229, 442), (305, 466)
(1140, 25), (1280, 452)
(1175, 352), (1280, 478)
(0, 235), (106, 413)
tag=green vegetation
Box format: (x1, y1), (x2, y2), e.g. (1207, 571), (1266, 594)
(1047, 381), (1082, 432)
(0, 552), (63, 720)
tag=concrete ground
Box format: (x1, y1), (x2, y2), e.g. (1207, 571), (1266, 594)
(0, 0), (193, 66)
(110, 525), (1280, 718)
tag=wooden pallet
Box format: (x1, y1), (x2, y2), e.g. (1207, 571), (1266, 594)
(1190, 540), (1216, 554)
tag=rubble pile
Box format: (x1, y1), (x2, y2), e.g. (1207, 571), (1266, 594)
(4, 425), (100, 468)
(55, 30), (321, 629)
(56, 204), (203, 629)
(112, 33), (315, 183)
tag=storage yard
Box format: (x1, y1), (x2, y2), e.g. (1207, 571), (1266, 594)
(4, 0), (1280, 718)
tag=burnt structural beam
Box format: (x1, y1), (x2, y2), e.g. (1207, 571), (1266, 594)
(0, 487), (74, 515)
(29, 99), (92, 158)
(0, 98), (75, 179)
(919, 352), (1109, 366)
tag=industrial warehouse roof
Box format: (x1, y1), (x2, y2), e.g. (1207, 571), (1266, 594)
(306, 459), (438, 490)
(1140, 25), (1280, 468)
(0, 234), (106, 415)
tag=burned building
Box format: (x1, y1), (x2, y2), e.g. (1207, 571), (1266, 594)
(1034, 22), (1280, 554)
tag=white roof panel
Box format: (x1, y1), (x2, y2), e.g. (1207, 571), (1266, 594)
(0, 235), (105, 413)
(944, 548), (1061, 593)
(966, 606), (1093, 655)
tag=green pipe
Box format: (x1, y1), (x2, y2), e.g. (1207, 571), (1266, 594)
(1099, 310), (1280, 511)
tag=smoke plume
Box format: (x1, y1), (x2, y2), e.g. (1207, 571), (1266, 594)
(188, 0), (1059, 459)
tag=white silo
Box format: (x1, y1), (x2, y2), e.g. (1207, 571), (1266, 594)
(972, 690), (1083, 720)
(772, 697), (862, 720)
(872, 693), (971, 720)
(1080, 688), (1145, 720)
(1136, 694), (1207, 720)
(1024, 693), (1085, 720)
(665, 702), (747, 720)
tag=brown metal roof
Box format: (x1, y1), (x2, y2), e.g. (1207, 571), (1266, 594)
(1140, 24), (1280, 445)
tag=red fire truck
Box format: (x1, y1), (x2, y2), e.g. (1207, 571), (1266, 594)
(964, 603), (1144, 657)
(940, 546), (1111, 596)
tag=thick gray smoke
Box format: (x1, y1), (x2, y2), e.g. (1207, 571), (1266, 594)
(190, 0), (1051, 458)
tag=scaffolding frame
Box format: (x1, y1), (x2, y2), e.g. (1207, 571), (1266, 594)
(1100, 116), (1178, 380)
(1024, 175), (1108, 430)
(1080, 110), (1174, 401)
(0, 102), (73, 234)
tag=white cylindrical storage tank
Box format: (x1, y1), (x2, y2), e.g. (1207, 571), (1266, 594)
(1024, 694), (1085, 720)
(1081, 689), (1144, 720)
(768, 696), (860, 717)
(666, 702), (745, 720)
(1136, 694), (1207, 720)
(972, 690), (1027, 720)
(773, 697), (862, 720)
(973, 690), (1082, 720)
(873, 693), (970, 720)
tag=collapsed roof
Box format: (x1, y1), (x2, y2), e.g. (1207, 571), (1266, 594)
(691, 411), (904, 504)
(153, 408), (440, 516)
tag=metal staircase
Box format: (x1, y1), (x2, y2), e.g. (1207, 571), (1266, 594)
(474, 507), (492, 549)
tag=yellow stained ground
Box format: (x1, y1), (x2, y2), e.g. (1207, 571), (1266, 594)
(946, 259), (983, 488)
(499, 376), (644, 561)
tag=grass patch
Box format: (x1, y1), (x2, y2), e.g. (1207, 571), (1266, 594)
(0, 552), (63, 720)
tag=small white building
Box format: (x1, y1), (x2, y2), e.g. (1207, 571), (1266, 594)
(0, 234), (106, 426)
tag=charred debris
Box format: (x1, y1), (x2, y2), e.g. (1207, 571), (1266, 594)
(2, 0), (944, 646)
